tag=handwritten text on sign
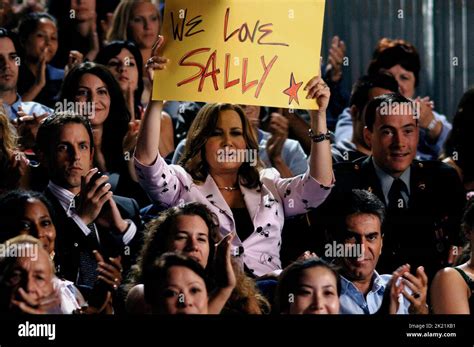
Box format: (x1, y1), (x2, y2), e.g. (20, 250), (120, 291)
(153, 0), (326, 109)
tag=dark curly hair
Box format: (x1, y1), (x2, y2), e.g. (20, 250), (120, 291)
(143, 252), (209, 312)
(130, 202), (219, 286)
(368, 38), (421, 87)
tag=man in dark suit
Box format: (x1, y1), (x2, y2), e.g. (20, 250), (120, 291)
(315, 93), (465, 280)
(36, 111), (143, 304)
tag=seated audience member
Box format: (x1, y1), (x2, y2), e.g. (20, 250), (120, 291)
(0, 189), (128, 314)
(48, 0), (101, 68)
(325, 189), (428, 314)
(95, 40), (143, 120)
(331, 72), (399, 163)
(0, 0), (16, 29)
(143, 252), (213, 314)
(0, 107), (30, 193)
(431, 198), (474, 314)
(0, 235), (61, 314)
(16, 12), (64, 107)
(0, 27), (51, 121)
(36, 111), (143, 306)
(335, 38), (451, 161)
(442, 88), (474, 193)
(316, 93), (465, 280)
(275, 258), (340, 314)
(126, 202), (269, 314)
(0, 0), (45, 30)
(135, 43), (334, 278)
(95, 40), (174, 157)
(172, 104), (308, 178)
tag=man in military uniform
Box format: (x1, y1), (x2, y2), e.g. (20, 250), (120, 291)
(315, 93), (465, 280)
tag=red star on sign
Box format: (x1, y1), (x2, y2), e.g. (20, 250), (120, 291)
(283, 72), (303, 105)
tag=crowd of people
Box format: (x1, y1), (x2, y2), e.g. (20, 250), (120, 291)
(0, 0), (473, 315)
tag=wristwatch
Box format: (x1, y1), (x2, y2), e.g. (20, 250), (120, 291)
(426, 118), (438, 132)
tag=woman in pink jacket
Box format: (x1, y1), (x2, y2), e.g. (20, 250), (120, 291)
(134, 41), (334, 277)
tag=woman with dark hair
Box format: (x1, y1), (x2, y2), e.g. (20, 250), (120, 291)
(135, 42), (334, 278)
(442, 88), (474, 193)
(126, 202), (270, 314)
(431, 198), (474, 314)
(95, 41), (174, 160)
(275, 258), (341, 314)
(16, 12), (63, 107)
(143, 252), (211, 314)
(0, 190), (56, 251)
(95, 40), (143, 120)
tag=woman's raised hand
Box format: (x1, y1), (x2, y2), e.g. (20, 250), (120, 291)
(304, 75), (330, 112)
(145, 35), (169, 82)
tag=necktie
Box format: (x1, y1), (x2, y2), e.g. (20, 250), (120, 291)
(388, 179), (407, 209)
(77, 223), (99, 289)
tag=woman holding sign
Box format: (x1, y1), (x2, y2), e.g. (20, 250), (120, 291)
(134, 37), (334, 277)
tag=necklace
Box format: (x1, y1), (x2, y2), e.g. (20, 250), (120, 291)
(218, 186), (238, 191)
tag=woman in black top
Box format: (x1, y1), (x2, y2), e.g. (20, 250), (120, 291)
(431, 197), (474, 314)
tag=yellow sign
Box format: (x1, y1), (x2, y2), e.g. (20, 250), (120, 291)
(153, 0), (326, 109)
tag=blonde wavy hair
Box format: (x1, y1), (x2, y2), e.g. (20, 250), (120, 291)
(0, 105), (18, 156)
(107, 0), (161, 43)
